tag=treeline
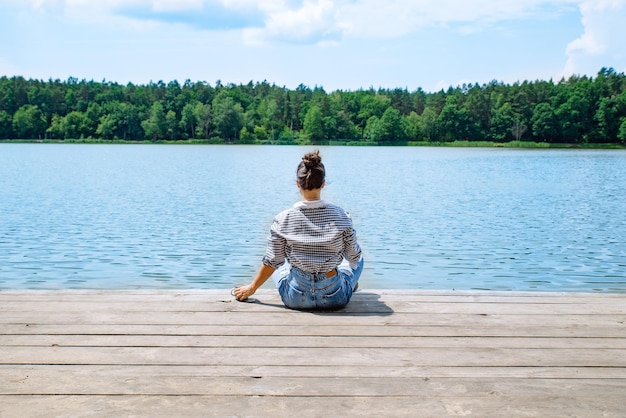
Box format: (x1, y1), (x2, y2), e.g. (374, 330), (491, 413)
(1, 67), (626, 145)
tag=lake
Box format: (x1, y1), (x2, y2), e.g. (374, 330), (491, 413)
(1, 143), (625, 292)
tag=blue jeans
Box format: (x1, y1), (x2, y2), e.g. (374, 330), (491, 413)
(274, 257), (364, 311)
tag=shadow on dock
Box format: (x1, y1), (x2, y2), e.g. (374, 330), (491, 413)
(241, 291), (394, 316)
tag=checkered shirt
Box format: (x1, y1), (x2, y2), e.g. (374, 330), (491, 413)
(262, 200), (362, 274)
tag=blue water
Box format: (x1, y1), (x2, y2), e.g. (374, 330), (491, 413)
(1, 144), (625, 292)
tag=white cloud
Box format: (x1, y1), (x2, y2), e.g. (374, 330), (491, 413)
(562, 0), (626, 77)
(25, 0), (60, 9)
(242, 0), (340, 45)
(150, 0), (205, 12)
(13, 0), (626, 78)
(18, 0), (581, 43)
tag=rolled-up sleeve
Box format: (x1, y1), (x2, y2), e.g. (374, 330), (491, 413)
(342, 226), (362, 269)
(262, 218), (287, 269)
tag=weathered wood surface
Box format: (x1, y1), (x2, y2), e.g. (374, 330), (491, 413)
(1, 290), (624, 417)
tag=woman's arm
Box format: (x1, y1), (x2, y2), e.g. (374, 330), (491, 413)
(343, 226), (362, 269)
(233, 263), (276, 301)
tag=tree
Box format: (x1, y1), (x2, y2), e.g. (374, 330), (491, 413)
(557, 93), (590, 143)
(618, 119), (626, 144)
(437, 96), (476, 141)
(194, 103), (212, 139)
(377, 107), (405, 142)
(302, 104), (325, 143)
(357, 94), (391, 129)
(419, 108), (438, 142)
(489, 103), (515, 142)
(333, 110), (359, 140)
(84, 102), (101, 136)
(180, 102), (198, 139)
(165, 110), (178, 140)
(96, 114), (116, 140)
(141, 102), (167, 141)
(0, 110), (12, 138)
(595, 97), (619, 141)
(465, 85), (491, 139)
(531, 103), (558, 142)
(259, 98), (280, 141)
(47, 114), (65, 139)
(46, 111), (90, 139)
(239, 126), (254, 143)
(98, 102), (143, 140)
(13, 104), (47, 139)
(1, 76), (29, 115)
(403, 112), (421, 141)
(164, 80), (183, 115)
(364, 116), (382, 141)
(65, 111), (91, 138)
(212, 93), (243, 141)
(364, 107), (406, 142)
(511, 119), (527, 141)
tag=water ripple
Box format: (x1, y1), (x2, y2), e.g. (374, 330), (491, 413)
(1, 144), (625, 292)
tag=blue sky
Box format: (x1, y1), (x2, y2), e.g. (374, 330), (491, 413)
(1, 0), (625, 92)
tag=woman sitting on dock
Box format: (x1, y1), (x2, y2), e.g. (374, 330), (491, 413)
(233, 150), (364, 310)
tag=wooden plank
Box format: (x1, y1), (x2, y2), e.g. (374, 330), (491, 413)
(3, 334), (626, 350)
(2, 323), (623, 338)
(2, 374), (625, 397)
(1, 394), (624, 418)
(1, 289), (623, 303)
(1, 346), (625, 367)
(2, 311), (623, 329)
(3, 364), (626, 380)
(0, 289), (622, 301)
(1, 293), (623, 321)
(2, 299), (624, 314)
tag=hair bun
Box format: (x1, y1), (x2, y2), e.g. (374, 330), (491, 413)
(297, 150), (325, 190)
(302, 151), (322, 168)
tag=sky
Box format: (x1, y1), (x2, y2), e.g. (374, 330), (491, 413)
(1, 0), (625, 92)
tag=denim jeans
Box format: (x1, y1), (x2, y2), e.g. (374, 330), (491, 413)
(273, 257), (364, 311)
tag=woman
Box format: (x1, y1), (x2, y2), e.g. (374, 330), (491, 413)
(233, 150), (364, 310)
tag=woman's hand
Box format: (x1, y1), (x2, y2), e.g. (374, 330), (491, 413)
(233, 264), (275, 302)
(233, 284), (255, 301)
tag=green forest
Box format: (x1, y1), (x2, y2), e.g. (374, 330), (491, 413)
(1, 67), (626, 146)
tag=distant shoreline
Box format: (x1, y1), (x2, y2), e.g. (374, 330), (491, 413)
(2, 139), (625, 149)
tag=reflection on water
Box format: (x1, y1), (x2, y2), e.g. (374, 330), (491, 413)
(1, 144), (625, 292)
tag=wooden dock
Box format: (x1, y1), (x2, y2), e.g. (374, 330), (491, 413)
(1, 290), (625, 417)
